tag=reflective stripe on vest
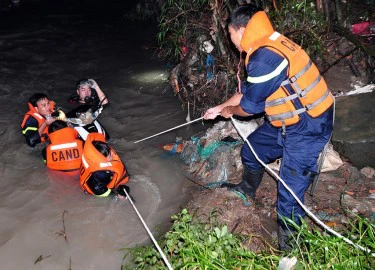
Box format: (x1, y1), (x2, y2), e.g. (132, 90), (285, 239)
(82, 154), (89, 168)
(247, 59), (288, 84)
(99, 162), (112, 168)
(51, 142), (78, 150)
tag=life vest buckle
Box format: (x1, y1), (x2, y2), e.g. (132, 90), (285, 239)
(289, 76), (297, 83)
(299, 90), (307, 98)
(281, 122), (286, 137)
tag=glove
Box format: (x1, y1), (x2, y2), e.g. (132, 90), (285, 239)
(117, 185), (130, 197)
(55, 110), (67, 121)
(88, 79), (98, 89)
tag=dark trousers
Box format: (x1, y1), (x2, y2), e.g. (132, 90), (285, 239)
(241, 108), (333, 227)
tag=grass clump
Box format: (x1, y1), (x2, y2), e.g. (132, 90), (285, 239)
(287, 215), (375, 269)
(122, 209), (375, 269)
(122, 208), (279, 269)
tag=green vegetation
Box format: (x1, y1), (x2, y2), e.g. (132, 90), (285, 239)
(156, 0), (373, 115)
(122, 209), (375, 269)
(157, 0), (210, 61)
(156, 0), (330, 62)
(282, 214), (375, 269)
(269, 0), (327, 58)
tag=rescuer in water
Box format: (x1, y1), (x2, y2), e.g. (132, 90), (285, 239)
(21, 93), (57, 147)
(80, 132), (130, 198)
(43, 120), (83, 171)
(203, 4), (334, 251)
(69, 78), (109, 107)
(67, 78), (110, 140)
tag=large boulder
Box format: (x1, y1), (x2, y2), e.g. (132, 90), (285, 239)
(332, 91), (375, 169)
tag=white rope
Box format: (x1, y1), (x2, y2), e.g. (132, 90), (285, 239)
(134, 117), (204, 144)
(122, 188), (173, 269)
(230, 116), (375, 256)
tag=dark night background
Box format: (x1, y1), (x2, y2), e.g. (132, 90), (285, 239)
(0, 0), (197, 269)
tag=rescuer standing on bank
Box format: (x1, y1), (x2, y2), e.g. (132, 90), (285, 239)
(204, 4), (334, 251)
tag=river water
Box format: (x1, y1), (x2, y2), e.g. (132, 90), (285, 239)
(0, 1), (199, 269)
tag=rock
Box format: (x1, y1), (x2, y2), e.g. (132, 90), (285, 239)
(347, 166), (362, 183)
(332, 91), (375, 169)
(340, 194), (375, 217)
(360, 166), (375, 178)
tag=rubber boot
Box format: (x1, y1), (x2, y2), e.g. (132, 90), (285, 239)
(220, 166), (264, 199)
(278, 225), (296, 252)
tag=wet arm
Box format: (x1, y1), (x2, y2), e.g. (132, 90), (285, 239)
(94, 84), (109, 105)
(204, 92), (244, 119)
(222, 104), (252, 118)
(219, 92), (243, 110)
(86, 171), (114, 197)
(218, 93), (253, 118)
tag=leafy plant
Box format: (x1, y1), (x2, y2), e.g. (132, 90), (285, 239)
(122, 209), (375, 269)
(122, 208), (279, 269)
(157, 0), (210, 61)
(269, 0), (328, 58)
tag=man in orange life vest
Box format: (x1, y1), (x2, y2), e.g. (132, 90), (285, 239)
(204, 4), (334, 251)
(43, 120), (83, 171)
(21, 93), (56, 147)
(80, 133), (129, 198)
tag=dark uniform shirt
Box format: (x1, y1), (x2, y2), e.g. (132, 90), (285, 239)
(22, 115), (44, 147)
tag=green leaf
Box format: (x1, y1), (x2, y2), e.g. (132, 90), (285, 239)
(214, 227), (221, 239)
(221, 225), (227, 237)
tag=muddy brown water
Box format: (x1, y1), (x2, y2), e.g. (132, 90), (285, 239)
(0, 2), (202, 269)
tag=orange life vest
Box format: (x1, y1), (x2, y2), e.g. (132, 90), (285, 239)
(80, 133), (129, 195)
(21, 101), (56, 141)
(241, 11), (334, 127)
(46, 127), (83, 171)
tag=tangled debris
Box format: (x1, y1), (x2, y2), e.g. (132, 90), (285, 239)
(163, 119), (375, 250)
(156, 0), (375, 117)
